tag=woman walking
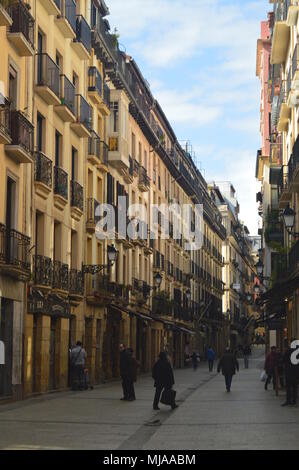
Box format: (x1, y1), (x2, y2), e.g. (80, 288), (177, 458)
(152, 352), (178, 410)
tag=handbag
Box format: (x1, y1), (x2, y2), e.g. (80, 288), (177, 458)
(160, 388), (176, 406)
(260, 370), (266, 382)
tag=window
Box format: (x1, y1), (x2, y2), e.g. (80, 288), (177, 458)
(131, 133), (136, 158)
(9, 65), (18, 110)
(36, 113), (44, 152)
(110, 102), (119, 133)
(6, 177), (17, 230)
(71, 147), (78, 181)
(55, 131), (62, 167)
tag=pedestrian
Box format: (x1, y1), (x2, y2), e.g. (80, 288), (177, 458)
(217, 347), (239, 392)
(207, 346), (215, 372)
(152, 352), (178, 410)
(127, 348), (139, 401)
(243, 344), (251, 369)
(119, 343), (133, 401)
(192, 351), (199, 371)
(264, 346), (278, 391)
(276, 348), (285, 389)
(281, 339), (299, 407)
(70, 341), (87, 391)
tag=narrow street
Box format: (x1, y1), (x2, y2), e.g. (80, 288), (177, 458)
(0, 347), (298, 450)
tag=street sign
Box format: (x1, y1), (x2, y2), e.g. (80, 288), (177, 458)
(0, 341), (4, 365)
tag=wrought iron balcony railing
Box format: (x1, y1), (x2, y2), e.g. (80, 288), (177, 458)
(0, 94), (11, 138)
(139, 166), (150, 188)
(34, 151), (53, 189)
(36, 53), (60, 97)
(86, 198), (100, 224)
(103, 81), (110, 108)
(100, 141), (109, 166)
(0, 223), (31, 272)
(54, 166), (68, 200)
(54, 0), (76, 32)
(10, 110), (34, 155)
(69, 268), (84, 296)
(53, 260), (69, 291)
(71, 180), (83, 211)
(8, 0), (35, 50)
(74, 94), (92, 131)
(59, 74), (75, 113)
(75, 14), (91, 54)
(88, 67), (102, 96)
(33, 255), (53, 287)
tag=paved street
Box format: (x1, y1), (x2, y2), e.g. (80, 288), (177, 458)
(0, 347), (298, 450)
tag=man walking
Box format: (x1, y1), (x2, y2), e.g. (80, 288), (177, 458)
(70, 341), (87, 391)
(119, 344), (133, 401)
(152, 352), (178, 410)
(207, 346), (215, 372)
(281, 339), (299, 407)
(217, 347), (239, 392)
(264, 346), (278, 391)
(243, 344), (251, 369)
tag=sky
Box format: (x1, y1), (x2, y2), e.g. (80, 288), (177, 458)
(107, 0), (269, 235)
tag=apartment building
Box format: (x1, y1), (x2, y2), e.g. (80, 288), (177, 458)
(255, 2), (299, 352)
(0, 0), (229, 399)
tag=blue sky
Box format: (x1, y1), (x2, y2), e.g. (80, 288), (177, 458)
(107, 0), (269, 235)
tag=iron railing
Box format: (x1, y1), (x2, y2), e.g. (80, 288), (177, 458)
(139, 166), (150, 188)
(0, 95), (11, 138)
(0, 224), (31, 272)
(86, 198), (100, 224)
(75, 14), (91, 54)
(54, 166), (68, 200)
(54, 0), (76, 33)
(36, 53), (60, 97)
(289, 240), (299, 274)
(88, 67), (102, 96)
(10, 111), (34, 155)
(69, 269), (84, 295)
(8, 0), (35, 50)
(74, 94), (92, 131)
(71, 180), (83, 211)
(33, 255), (53, 286)
(34, 151), (53, 189)
(53, 260), (69, 291)
(59, 74), (75, 113)
(88, 130), (101, 158)
(103, 81), (110, 108)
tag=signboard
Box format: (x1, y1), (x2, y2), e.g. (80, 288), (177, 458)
(0, 341), (4, 365)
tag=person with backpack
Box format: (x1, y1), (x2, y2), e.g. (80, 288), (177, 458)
(70, 341), (87, 391)
(207, 346), (216, 372)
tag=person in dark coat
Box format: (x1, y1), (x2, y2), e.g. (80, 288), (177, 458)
(217, 347), (239, 392)
(264, 346), (278, 391)
(281, 340), (299, 406)
(127, 348), (140, 401)
(119, 344), (133, 401)
(152, 352), (178, 410)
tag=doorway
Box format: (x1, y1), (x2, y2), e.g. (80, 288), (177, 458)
(0, 299), (13, 397)
(49, 318), (56, 390)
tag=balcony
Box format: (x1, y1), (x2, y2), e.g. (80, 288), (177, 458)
(0, 224), (31, 280)
(108, 134), (130, 174)
(88, 67), (103, 105)
(55, 74), (76, 122)
(5, 111), (34, 164)
(34, 151), (53, 199)
(0, 96), (11, 145)
(285, 0), (299, 26)
(7, 0), (34, 56)
(54, 0), (76, 39)
(72, 14), (91, 60)
(279, 165), (292, 208)
(101, 82), (110, 116)
(71, 94), (92, 138)
(0, 1), (12, 27)
(289, 240), (299, 274)
(271, 2), (290, 65)
(138, 166), (150, 192)
(35, 54), (60, 106)
(54, 166), (68, 210)
(71, 180), (83, 220)
(69, 269), (84, 303)
(288, 140), (299, 190)
(287, 45), (299, 107)
(52, 260), (69, 293)
(86, 274), (127, 306)
(33, 255), (53, 288)
(41, 0), (60, 15)
(277, 83), (291, 132)
(86, 198), (100, 233)
(264, 209), (284, 247)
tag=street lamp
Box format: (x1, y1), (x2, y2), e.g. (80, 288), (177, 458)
(254, 283), (260, 295)
(82, 244), (118, 274)
(282, 206), (299, 237)
(153, 272), (163, 290)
